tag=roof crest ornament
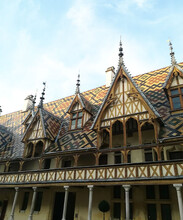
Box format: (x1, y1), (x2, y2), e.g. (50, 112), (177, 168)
(38, 82), (46, 108)
(168, 40), (177, 66)
(0, 106), (2, 116)
(32, 92), (37, 116)
(118, 36), (124, 68)
(75, 74), (80, 94)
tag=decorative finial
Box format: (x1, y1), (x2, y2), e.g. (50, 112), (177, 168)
(168, 40), (177, 65)
(32, 91), (37, 115)
(38, 82), (46, 108)
(118, 36), (124, 68)
(0, 106), (2, 116)
(75, 74), (80, 94)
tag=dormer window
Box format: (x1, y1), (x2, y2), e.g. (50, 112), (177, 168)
(169, 87), (183, 110)
(71, 111), (83, 129)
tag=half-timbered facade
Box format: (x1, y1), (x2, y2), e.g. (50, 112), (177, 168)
(0, 41), (183, 220)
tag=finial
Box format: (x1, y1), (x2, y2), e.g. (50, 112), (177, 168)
(32, 91), (37, 115)
(38, 82), (46, 108)
(118, 36), (124, 68)
(75, 74), (80, 94)
(0, 106), (2, 116)
(168, 40), (177, 65)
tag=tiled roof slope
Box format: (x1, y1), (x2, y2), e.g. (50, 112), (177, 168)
(1, 63), (183, 158)
(0, 85), (107, 159)
(134, 62), (183, 138)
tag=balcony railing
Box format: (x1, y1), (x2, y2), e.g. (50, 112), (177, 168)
(0, 160), (183, 186)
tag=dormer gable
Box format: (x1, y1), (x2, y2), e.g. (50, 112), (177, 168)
(163, 42), (183, 112)
(92, 64), (160, 130)
(67, 75), (93, 130)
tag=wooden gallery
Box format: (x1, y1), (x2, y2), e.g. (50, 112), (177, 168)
(0, 41), (183, 220)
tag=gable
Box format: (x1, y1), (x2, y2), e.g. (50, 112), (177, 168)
(26, 117), (45, 141)
(92, 66), (160, 130)
(164, 66), (183, 89)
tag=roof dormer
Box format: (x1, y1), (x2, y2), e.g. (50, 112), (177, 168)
(163, 41), (183, 113)
(67, 75), (93, 130)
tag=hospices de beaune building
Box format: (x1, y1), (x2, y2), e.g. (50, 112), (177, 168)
(0, 41), (183, 220)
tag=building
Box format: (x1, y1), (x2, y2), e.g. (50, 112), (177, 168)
(0, 41), (183, 220)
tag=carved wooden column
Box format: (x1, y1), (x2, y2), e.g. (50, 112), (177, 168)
(87, 185), (94, 220)
(62, 186), (69, 220)
(28, 187), (37, 220)
(9, 187), (19, 220)
(173, 184), (183, 220)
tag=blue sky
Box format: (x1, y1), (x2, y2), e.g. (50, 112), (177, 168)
(0, 0), (183, 115)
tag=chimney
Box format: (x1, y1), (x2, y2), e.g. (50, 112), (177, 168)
(23, 95), (34, 112)
(105, 66), (115, 87)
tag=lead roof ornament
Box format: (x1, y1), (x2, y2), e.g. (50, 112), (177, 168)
(75, 74), (80, 94)
(38, 82), (46, 108)
(169, 40), (177, 66)
(118, 37), (124, 68)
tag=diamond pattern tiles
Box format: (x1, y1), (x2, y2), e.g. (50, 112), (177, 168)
(41, 109), (61, 140)
(45, 120), (96, 152)
(0, 85), (107, 158)
(134, 62), (183, 137)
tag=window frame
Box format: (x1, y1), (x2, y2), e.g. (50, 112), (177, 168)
(168, 86), (183, 110)
(70, 111), (83, 130)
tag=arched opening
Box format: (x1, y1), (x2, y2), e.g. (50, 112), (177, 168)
(34, 141), (44, 157)
(100, 129), (109, 149)
(25, 142), (34, 158)
(112, 120), (123, 148)
(141, 122), (155, 144)
(77, 153), (95, 167)
(126, 118), (138, 146)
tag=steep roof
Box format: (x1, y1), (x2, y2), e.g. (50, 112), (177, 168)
(1, 63), (183, 159)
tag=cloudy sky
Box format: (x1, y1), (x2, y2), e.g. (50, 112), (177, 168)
(0, 0), (183, 115)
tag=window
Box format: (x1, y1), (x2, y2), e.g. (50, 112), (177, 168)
(144, 148), (153, 162)
(34, 192), (43, 212)
(21, 192), (29, 211)
(113, 202), (121, 219)
(62, 160), (71, 168)
(43, 159), (51, 169)
(146, 185), (155, 199)
(161, 204), (172, 220)
(71, 111), (83, 130)
(115, 152), (122, 164)
(112, 121), (123, 135)
(169, 87), (183, 110)
(99, 154), (108, 165)
(169, 151), (183, 160)
(113, 186), (121, 198)
(147, 204), (157, 220)
(159, 185), (170, 200)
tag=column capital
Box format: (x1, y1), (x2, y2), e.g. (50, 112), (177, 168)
(64, 186), (69, 190)
(173, 184), (182, 191)
(15, 187), (19, 192)
(122, 185), (131, 192)
(87, 185), (94, 190)
(32, 187), (37, 192)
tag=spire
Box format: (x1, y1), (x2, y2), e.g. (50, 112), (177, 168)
(118, 36), (124, 68)
(0, 106), (2, 116)
(75, 74), (80, 94)
(168, 40), (177, 65)
(32, 92), (37, 115)
(38, 82), (46, 108)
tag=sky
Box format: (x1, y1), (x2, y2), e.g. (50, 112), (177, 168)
(0, 0), (183, 115)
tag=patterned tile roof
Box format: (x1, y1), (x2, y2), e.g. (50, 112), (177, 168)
(0, 85), (107, 158)
(1, 62), (183, 158)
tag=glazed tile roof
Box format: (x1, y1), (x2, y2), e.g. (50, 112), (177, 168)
(1, 62), (183, 159)
(0, 85), (107, 159)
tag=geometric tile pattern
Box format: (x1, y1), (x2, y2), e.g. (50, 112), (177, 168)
(1, 61), (183, 159)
